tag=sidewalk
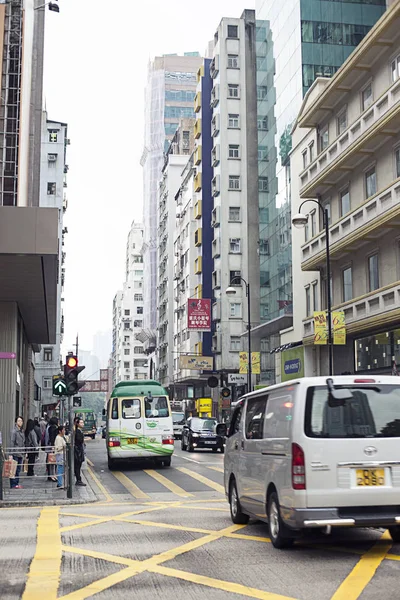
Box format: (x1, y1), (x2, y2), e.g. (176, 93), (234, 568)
(0, 452), (98, 507)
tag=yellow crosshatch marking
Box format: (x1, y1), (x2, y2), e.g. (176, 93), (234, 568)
(112, 470), (151, 499)
(143, 468), (193, 497)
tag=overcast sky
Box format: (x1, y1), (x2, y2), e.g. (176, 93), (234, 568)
(44, 0), (254, 356)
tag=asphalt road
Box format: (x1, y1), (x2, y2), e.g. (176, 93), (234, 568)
(1, 436), (400, 600)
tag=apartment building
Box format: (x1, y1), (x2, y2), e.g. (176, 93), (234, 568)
(35, 114), (69, 413)
(210, 11), (260, 388)
(112, 223), (146, 387)
(285, 3), (400, 378)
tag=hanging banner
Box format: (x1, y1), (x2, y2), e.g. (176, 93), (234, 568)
(187, 299), (211, 331)
(314, 311), (327, 345)
(333, 311), (346, 345)
(239, 352), (261, 374)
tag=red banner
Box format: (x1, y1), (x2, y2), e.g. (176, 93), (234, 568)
(187, 298), (211, 331)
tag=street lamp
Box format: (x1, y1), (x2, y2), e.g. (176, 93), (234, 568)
(292, 199), (333, 376)
(34, 1), (60, 12)
(226, 277), (252, 393)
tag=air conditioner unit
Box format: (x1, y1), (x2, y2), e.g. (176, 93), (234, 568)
(48, 154), (57, 162)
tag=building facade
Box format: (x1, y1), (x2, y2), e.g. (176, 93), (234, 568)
(112, 223), (146, 387)
(141, 53), (203, 341)
(35, 114), (69, 413)
(286, 2), (400, 379)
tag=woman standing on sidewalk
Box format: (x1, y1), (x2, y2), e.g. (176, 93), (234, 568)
(10, 416), (25, 489)
(25, 419), (38, 477)
(54, 425), (66, 489)
(74, 418), (86, 487)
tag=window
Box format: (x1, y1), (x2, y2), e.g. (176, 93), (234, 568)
(318, 126), (329, 153)
(257, 85), (267, 100)
(124, 336), (129, 342)
(305, 286), (311, 317)
(134, 294), (143, 302)
(310, 210), (317, 237)
(229, 207), (241, 221)
(134, 270), (143, 277)
(312, 282), (319, 312)
(258, 177), (269, 192)
(49, 129), (58, 142)
(368, 254), (379, 292)
(228, 144), (240, 159)
(47, 182), (56, 195)
(230, 336), (241, 351)
(111, 398), (119, 420)
(124, 349), (130, 356)
(134, 346), (144, 354)
(228, 54), (239, 68)
(362, 82), (373, 111)
(228, 24), (238, 38)
(124, 309), (130, 316)
(396, 148), (400, 178)
(230, 270), (241, 284)
(258, 146), (268, 161)
(228, 405), (243, 436)
(309, 141), (315, 163)
(337, 108), (347, 135)
(260, 270), (270, 287)
(228, 84), (239, 98)
(257, 116), (268, 130)
(342, 266), (353, 302)
(245, 397), (266, 440)
(229, 303), (242, 318)
(301, 20), (374, 46)
(137, 306), (143, 314)
(391, 53), (400, 82)
(43, 377), (52, 389)
(229, 175), (240, 190)
(228, 114), (239, 128)
(324, 202), (331, 226)
(259, 240), (269, 255)
(122, 399), (141, 419)
(124, 322), (131, 330)
(44, 348), (53, 362)
(134, 319), (143, 327)
(302, 150), (308, 170)
(365, 167), (377, 198)
(229, 238), (241, 253)
(304, 219), (309, 242)
(340, 187), (350, 216)
(124, 361), (130, 369)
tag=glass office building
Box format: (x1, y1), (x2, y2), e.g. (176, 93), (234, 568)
(256, 0), (386, 384)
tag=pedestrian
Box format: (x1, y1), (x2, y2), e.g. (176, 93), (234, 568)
(46, 417), (58, 482)
(10, 416), (25, 489)
(54, 425), (66, 489)
(74, 418), (86, 487)
(25, 419), (38, 477)
(33, 418), (41, 442)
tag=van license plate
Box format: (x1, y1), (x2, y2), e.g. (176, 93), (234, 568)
(127, 438), (138, 445)
(356, 468), (385, 486)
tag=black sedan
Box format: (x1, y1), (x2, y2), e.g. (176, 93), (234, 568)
(181, 417), (225, 453)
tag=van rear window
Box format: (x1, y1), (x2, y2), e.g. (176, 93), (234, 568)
(305, 385), (400, 438)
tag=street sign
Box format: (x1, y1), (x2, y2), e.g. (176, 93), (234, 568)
(53, 375), (67, 397)
(79, 380), (109, 392)
(228, 374), (246, 385)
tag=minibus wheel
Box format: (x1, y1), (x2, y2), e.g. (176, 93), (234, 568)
(108, 457), (116, 470)
(267, 492), (294, 549)
(229, 479), (249, 525)
(389, 526), (400, 543)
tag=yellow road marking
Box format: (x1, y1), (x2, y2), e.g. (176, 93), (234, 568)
(207, 465), (224, 473)
(22, 508), (62, 600)
(86, 463), (113, 503)
(58, 566), (140, 600)
(387, 553), (400, 561)
(61, 544), (139, 567)
(86, 458), (94, 467)
(120, 518), (216, 536)
(151, 565), (296, 600)
(331, 531), (392, 600)
(112, 471), (150, 499)
(177, 467), (225, 494)
(144, 469), (193, 497)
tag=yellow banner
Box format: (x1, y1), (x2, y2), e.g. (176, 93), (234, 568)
(314, 311), (327, 345)
(333, 311), (346, 345)
(239, 352), (261, 374)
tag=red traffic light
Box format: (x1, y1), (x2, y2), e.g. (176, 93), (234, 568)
(67, 356), (78, 368)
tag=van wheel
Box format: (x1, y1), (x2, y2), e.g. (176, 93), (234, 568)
(229, 479), (249, 525)
(389, 526), (400, 543)
(267, 492), (294, 549)
(163, 458), (171, 467)
(108, 457), (116, 470)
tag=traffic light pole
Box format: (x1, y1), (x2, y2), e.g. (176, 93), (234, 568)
(67, 395), (73, 499)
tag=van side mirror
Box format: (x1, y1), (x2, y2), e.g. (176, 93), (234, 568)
(216, 423), (227, 436)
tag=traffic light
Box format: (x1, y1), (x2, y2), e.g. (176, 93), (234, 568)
(221, 387), (231, 399)
(73, 396), (82, 408)
(64, 354), (85, 396)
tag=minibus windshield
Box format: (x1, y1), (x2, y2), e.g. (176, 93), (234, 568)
(305, 385), (400, 438)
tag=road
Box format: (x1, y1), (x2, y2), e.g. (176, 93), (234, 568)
(1, 436), (400, 600)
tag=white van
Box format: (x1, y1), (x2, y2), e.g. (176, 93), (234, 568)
(223, 375), (400, 548)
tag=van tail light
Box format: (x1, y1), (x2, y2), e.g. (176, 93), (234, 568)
(292, 443), (306, 490)
(108, 437), (120, 447)
(162, 436), (174, 445)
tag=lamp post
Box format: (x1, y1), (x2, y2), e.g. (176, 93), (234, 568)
(226, 277), (252, 393)
(34, 1), (60, 12)
(292, 200), (333, 376)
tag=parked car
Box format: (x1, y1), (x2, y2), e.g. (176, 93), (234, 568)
(181, 417), (224, 453)
(172, 411), (185, 439)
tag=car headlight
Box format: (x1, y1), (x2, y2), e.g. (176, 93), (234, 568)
(192, 433), (199, 438)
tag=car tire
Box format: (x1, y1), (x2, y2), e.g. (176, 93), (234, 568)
(220, 446), (225, 454)
(267, 491), (294, 549)
(212, 448), (218, 453)
(187, 438), (194, 452)
(181, 438), (187, 451)
(108, 457), (116, 470)
(389, 526), (400, 543)
(229, 479), (249, 525)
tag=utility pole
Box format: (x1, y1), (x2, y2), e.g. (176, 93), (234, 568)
(67, 333), (78, 499)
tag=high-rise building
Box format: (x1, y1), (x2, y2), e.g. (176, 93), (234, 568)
(112, 222), (146, 387)
(141, 53), (203, 343)
(0, 2), (59, 444)
(255, 0), (387, 385)
(34, 114), (69, 414)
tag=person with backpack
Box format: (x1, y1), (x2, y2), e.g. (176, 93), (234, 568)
(46, 417), (58, 482)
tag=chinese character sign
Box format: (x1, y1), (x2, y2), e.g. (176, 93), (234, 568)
(314, 311), (327, 345)
(187, 299), (211, 331)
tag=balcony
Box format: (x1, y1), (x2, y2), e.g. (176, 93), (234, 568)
(212, 144), (220, 166)
(210, 55), (219, 79)
(194, 256), (202, 274)
(211, 114), (220, 137)
(194, 92), (201, 113)
(194, 119), (201, 139)
(300, 78), (400, 199)
(211, 84), (220, 108)
(212, 175), (220, 197)
(194, 146), (202, 165)
(197, 65), (204, 83)
(195, 284), (202, 299)
(212, 332), (222, 353)
(194, 172), (202, 193)
(194, 228), (202, 247)
(301, 179), (400, 271)
(212, 236), (221, 258)
(194, 200), (202, 219)
(211, 206), (220, 228)
(303, 281), (400, 343)
(195, 341), (203, 355)
(212, 300), (221, 321)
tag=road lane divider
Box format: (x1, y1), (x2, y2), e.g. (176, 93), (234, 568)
(86, 463), (113, 503)
(176, 467), (225, 494)
(144, 469), (193, 497)
(112, 471), (150, 499)
(207, 466), (224, 473)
